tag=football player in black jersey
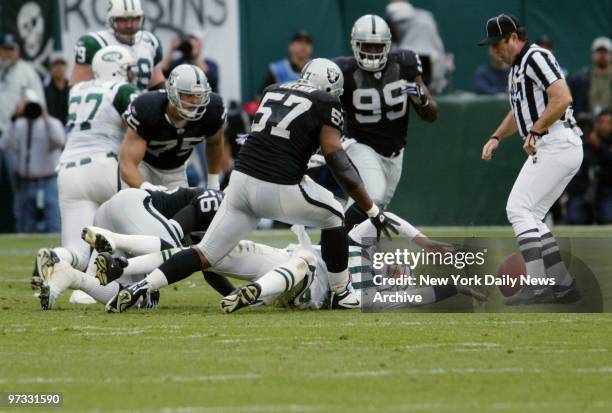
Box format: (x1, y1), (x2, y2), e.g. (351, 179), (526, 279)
(109, 58), (400, 313)
(37, 187), (228, 310)
(333, 14), (438, 230)
(120, 64), (226, 191)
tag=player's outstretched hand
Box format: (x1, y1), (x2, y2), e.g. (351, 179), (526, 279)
(401, 82), (429, 107)
(370, 211), (400, 241)
(481, 138), (499, 160)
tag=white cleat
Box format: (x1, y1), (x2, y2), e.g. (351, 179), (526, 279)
(69, 290), (97, 305)
(330, 289), (360, 309)
(81, 226), (117, 253)
(38, 249), (80, 310)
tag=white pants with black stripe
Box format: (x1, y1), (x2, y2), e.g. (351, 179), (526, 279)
(344, 140), (403, 208)
(57, 154), (121, 270)
(197, 170), (344, 266)
(94, 188), (183, 247)
(506, 128), (583, 236)
(138, 162), (188, 190)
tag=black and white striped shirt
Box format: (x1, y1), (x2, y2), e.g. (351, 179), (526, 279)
(508, 43), (578, 138)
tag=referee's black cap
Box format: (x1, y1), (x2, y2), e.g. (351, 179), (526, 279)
(478, 14), (521, 46)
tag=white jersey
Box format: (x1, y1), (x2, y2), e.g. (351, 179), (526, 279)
(74, 29), (163, 90)
(60, 79), (139, 163)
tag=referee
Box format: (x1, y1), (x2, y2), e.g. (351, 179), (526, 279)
(479, 14), (583, 305)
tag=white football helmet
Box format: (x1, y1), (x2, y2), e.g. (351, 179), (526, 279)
(92, 45), (135, 82)
(298, 58), (344, 98)
(351, 14), (392, 71)
(107, 0), (144, 45)
(166, 64), (211, 121)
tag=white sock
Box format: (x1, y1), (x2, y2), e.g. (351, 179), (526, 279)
(84, 250), (98, 278)
(255, 257), (308, 298)
(77, 276), (120, 304)
(328, 268), (350, 293)
(146, 269), (169, 290)
(123, 248), (182, 277)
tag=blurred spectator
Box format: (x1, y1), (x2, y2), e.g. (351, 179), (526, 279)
(564, 118), (596, 224)
(591, 110), (612, 223)
(474, 46), (509, 95)
(0, 33), (46, 138)
(386, 0), (452, 94)
(535, 35), (568, 77)
(258, 31), (313, 95)
(568, 37), (611, 118)
(44, 52), (70, 125)
(161, 30), (219, 93)
(0, 90), (64, 233)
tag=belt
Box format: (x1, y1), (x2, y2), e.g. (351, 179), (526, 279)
(378, 148), (403, 158)
(63, 152), (117, 169)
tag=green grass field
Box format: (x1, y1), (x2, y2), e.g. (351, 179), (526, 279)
(1, 228), (611, 413)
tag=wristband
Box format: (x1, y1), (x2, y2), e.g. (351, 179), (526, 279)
(366, 204), (380, 218)
(529, 129), (547, 137)
(207, 173), (220, 190)
(491, 136), (500, 141)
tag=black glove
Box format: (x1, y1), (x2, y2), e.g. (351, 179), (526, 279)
(402, 82), (429, 107)
(370, 211), (400, 241)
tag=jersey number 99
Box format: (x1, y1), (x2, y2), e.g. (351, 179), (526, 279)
(353, 80), (407, 123)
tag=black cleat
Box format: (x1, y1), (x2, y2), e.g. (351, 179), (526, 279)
(81, 227), (116, 253)
(106, 280), (149, 313)
(95, 253), (127, 286)
(31, 257), (43, 292)
(220, 283), (262, 314)
(552, 280), (581, 304)
(505, 285), (555, 305)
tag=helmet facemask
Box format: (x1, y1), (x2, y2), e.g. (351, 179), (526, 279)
(169, 87), (210, 121)
(109, 16), (144, 45)
(352, 40), (391, 71)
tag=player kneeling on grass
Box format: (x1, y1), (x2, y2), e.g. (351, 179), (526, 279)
(37, 187), (227, 310)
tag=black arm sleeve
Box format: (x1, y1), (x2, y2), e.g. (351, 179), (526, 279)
(325, 149), (363, 193)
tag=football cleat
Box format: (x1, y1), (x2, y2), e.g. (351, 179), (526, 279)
(38, 249), (80, 310)
(220, 283), (262, 314)
(505, 285), (555, 305)
(81, 226), (117, 253)
(552, 280), (581, 304)
(95, 252), (127, 286)
(106, 279), (149, 313)
(31, 251), (44, 292)
(330, 289), (360, 309)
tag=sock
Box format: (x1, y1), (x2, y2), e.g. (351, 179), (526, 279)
(255, 256), (309, 298)
(84, 250), (99, 278)
(516, 228), (547, 281)
(146, 247), (203, 287)
(345, 204), (368, 231)
(203, 271), (236, 296)
(78, 276), (120, 304)
(321, 226), (349, 293)
(540, 232), (573, 286)
(145, 269), (169, 291)
(123, 248), (183, 277)
(110, 233), (165, 256)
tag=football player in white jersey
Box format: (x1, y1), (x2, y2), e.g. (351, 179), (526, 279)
(32, 45), (140, 301)
(70, 0), (165, 90)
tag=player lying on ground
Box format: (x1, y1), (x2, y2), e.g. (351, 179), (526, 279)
(37, 187), (226, 310)
(39, 208), (485, 312)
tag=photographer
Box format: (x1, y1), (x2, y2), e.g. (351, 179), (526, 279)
(0, 90), (65, 233)
(160, 30), (219, 93)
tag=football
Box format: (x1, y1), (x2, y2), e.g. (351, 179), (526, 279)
(497, 253), (527, 297)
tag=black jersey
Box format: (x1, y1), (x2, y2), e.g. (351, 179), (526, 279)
(235, 82), (344, 185)
(334, 50), (422, 154)
(148, 187), (205, 218)
(124, 90), (226, 170)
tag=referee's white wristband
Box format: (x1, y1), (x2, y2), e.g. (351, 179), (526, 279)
(207, 173), (220, 190)
(366, 204), (380, 218)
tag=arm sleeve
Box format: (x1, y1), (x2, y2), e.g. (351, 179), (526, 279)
(47, 118), (66, 148)
(525, 51), (563, 89)
(74, 34), (102, 65)
(397, 49), (423, 81)
(318, 96), (344, 133)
